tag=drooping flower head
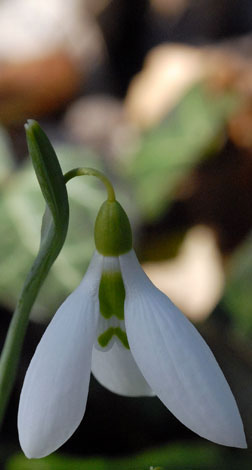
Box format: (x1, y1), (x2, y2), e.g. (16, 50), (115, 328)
(18, 180), (247, 458)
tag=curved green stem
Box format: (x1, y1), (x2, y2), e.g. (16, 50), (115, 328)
(0, 219), (66, 424)
(64, 167), (116, 202)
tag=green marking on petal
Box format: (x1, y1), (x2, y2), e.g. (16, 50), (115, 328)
(98, 328), (114, 347)
(98, 327), (130, 349)
(99, 271), (125, 320)
(114, 327), (130, 349)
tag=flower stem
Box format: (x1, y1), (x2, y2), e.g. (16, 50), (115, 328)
(0, 217), (67, 424)
(64, 167), (116, 202)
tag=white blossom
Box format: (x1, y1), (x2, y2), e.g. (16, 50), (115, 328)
(18, 250), (247, 458)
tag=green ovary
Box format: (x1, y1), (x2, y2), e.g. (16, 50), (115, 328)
(98, 327), (129, 349)
(99, 271), (125, 320)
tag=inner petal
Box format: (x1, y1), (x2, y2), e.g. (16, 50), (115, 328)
(99, 257), (125, 320)
(95, 315), (129, 351)
(96, 256), (129, 350)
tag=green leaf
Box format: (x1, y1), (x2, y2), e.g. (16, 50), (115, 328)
(128, 83), (240, 220)
(6, 443), (252, 470)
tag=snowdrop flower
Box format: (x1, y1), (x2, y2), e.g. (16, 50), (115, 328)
(18, 197), (247, 458)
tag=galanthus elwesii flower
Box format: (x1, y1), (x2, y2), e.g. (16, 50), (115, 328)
(18, 196), (247, 459)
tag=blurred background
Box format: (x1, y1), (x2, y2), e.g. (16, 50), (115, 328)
(0, 0), (252, 468)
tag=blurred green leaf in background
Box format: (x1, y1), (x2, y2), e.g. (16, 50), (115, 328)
(127, 83), (240, 220)
(0, 127), (14, 184)
(6, 442), (252, 470)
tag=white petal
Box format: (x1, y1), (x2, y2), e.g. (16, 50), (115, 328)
(91, 342), (154, 397)
(120, 250), (247, 448)
(18, 251), (103, 458)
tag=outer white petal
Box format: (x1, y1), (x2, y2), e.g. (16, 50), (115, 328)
(120, 250), (247, 448)
(18, 251), (103, 459)
(91, 342), (154, 397)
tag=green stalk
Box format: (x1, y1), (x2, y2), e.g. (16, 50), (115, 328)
(0, 121), (69, 424)
(64, 167), (116, 202)
(0, 220), (66, 423)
